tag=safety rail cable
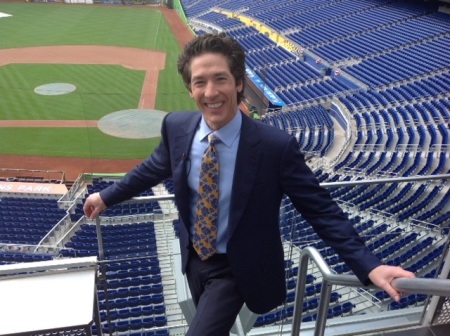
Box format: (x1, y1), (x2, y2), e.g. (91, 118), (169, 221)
(290, 246), (450, 336)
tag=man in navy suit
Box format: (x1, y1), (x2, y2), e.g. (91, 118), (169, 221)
(84, 33), (414, 335)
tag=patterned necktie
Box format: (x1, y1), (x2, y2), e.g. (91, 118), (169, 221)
(193, 133), (220, 261)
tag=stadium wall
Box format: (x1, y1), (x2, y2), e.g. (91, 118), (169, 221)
(168, 0), (187, 23)
(330, 103), (349, 131)
(244, 77), (272, 115)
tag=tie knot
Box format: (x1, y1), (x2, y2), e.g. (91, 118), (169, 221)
(208, 133), (219, 145)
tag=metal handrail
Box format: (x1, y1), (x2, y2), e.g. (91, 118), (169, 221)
(104, 174), (450, 206)
(290, 246), (450, 336)
(321, 173), (449, 188)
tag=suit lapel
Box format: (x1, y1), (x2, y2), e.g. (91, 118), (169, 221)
(172, 112), (262, 240)
(172, 113), (202, 228)
(228, 114), (261, 239)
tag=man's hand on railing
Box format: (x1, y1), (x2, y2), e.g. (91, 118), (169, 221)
(83, 192), (107, 220)
(368, 265), (416, 302)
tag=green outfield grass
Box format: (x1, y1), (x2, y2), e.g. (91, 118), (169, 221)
(0, 64), (144, 120)
(0, 4), (165, 49)
(0, 3), (196, 159)
(0, 128), (161, 159)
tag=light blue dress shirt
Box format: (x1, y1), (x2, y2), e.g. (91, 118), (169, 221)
(187, 111), (242, 253)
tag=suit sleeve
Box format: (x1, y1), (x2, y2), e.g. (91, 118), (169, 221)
(280, 137), (382, 285)
(99, 114), (173, 207)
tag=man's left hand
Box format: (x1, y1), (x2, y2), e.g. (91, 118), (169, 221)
(368, 265), (416, 302)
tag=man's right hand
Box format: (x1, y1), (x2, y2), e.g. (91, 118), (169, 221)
(83, 192), (107, 219)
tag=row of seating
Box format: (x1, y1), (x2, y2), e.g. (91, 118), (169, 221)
(95, 315), (167, 334)
(98, 304), (165, 320)
(289, 2), (426, 47)
(196, 11), (244, 30)
(0, 252), (53, 264)
(256, 295), (355, 327)
(105, 275), (161, 289)
(388, 294), (428, 310)
(312, 13), (447, 62)
(346, 36), (450, 87)
(97, 285), (163, 300)
(0, 194), (67, 245)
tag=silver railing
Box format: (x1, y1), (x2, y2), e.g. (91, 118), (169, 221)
(320, 173), (449, 188)
(290, 247), (450, 336)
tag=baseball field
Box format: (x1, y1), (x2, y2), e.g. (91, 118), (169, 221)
(0, 2), (195, 180)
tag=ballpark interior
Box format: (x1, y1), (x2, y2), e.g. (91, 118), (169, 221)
(0, 0), (450, 335)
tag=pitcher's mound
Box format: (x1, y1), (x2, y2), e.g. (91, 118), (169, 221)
(34, 83), (77, 95)
(98, 109), (167, 139)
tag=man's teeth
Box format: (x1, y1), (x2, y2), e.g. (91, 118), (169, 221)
(208, 103), (222, 108)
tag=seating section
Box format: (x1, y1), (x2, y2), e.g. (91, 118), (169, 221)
(71, 178), (162, 221)
(333, 88), (449, 224)
(261, 105), (334, 155)
(0, 176), (169, 335)
(60, 221), (157, 257)
(0, 251), (52, 265)
(195, 12), (245, 30)
(288, 2), (429, 48)
(275, 194), (446, 323)
(310, 11), (447, 62)
(61, 222), (168, 335)
(179, 0), (450, 324)
(345, 36), (450, 87)
(0, 196), (66, 245)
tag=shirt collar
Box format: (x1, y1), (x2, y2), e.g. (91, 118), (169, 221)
(199, 110), (242, 148)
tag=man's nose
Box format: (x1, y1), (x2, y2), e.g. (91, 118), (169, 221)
(204, 81), (218, 97)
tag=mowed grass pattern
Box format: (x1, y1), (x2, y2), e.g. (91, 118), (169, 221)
(0, 4), (162, 49)
(0, 3), (196, 159)
(0, 64), (143, 120)
(0, 128), (161, 159)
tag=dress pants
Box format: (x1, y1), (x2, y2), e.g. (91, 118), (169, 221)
(185, 247), (245, 336)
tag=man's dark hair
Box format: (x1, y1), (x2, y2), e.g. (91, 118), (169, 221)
(177, 32), (246, 104)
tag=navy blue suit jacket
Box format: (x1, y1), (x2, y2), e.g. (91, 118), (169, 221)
(100, 111), (382, 314)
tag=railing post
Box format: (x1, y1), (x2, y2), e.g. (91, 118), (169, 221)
(95, 216), (111, 336)
(291, 251), (309, 336)
(291, 246), (450, 336)
(292, 248), (340, 336)
(95, 216), (105, 262)
(315, 280), (332, 336)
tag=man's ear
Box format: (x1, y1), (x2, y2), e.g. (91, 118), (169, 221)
(237, 80), (244, 93)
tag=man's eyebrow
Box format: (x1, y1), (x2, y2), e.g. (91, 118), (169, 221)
(192, 71), (230, 80)
(214, 71), (232, 77)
